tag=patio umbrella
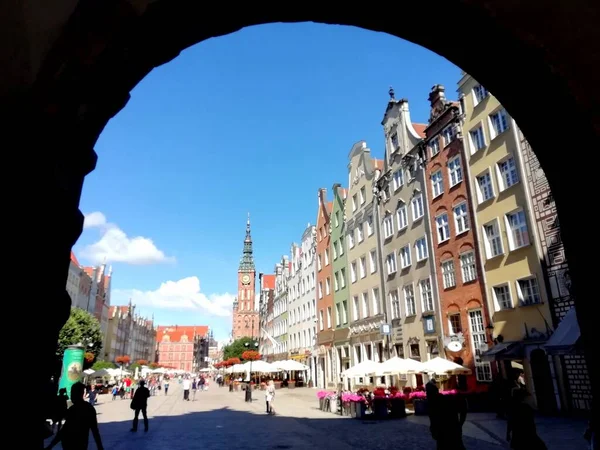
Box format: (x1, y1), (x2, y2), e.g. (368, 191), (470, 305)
(341, 359), (382, 377)
(420, 357), (472, 375)
(376, 356), (426, 375)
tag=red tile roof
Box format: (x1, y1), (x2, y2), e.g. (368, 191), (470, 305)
(156, 325), (209, 343)
(326, 201), (333, 213)
(374, 159), (384, 170)
(70, 251), (80, 267)
(262, 274), (275, 290)
(413, 123), (427, 138)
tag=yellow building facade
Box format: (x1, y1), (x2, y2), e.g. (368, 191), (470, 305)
(458, 74), (556, 410)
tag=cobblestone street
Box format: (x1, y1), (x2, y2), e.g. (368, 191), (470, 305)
(46, 384), (588, 449)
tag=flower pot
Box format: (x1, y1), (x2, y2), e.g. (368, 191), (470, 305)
(351, 401), (366, 419)
(274, 381), (282, 390)
(413, 398), (428, 416)
(343, 403), (351, 416)
(319, 398), (325, 410)
(372, 398), (388, 419)
(389, 398), (407, 418)
(288, 381), (296, 389)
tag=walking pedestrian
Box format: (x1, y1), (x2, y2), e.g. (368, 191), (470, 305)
(265, 380), (276, 415)
(130, 380), (150, 433)
(191, 379), (197, 401)
(182, 377), (191, 401)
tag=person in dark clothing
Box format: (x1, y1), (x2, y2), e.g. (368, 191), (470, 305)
(52, 388), (69, 433)
(429, 393), (468, 450)
(130, 380), (150, 432)
(506, 389), (547, 450)
(46, 382), (104, 450)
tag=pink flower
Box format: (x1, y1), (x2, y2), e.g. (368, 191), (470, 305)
(440, 389), (458, 396)
(316, 390), (329, 399)
(409, 391), (427, 400)
(342, 393), (365, 403)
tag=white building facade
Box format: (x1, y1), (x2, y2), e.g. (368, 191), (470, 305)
(272, 256), (290, 360)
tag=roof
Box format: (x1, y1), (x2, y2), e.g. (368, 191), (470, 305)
(544, 307), (581, 355)
(70, 251), (80, 267)
(262, 274), (275, 290)
(326, 201), (333, 213)
(373, 159), (384, 170)
(156, 325), (209, 343)
(413, 123), (427, 138)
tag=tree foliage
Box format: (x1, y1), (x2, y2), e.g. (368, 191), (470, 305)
(57, 308), (103, 358)
(223, 337), (257, 360)
(242, 350), (261, 361)
(92, 360), (116, 370)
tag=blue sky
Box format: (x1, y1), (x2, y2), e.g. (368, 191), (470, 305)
(74, 22), (460, 341)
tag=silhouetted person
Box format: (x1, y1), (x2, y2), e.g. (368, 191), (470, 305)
(426, 375), (439, 399)
(46, 382), (104, 450)
(429, 393), (467, 450)
(130, 380), (150, 432)
(506, 389), (547, 449)
(52, 388), (69, 433)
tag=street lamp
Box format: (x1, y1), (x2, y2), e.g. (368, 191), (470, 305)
(244, 340), (259, 402)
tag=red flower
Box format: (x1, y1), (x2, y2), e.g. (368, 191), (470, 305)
(115, 355), (131, 365)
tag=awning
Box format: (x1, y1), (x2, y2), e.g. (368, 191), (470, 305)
(481, 341), (524, 361)
(544, 307), (581, 355)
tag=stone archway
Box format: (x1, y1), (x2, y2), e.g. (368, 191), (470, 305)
(2, 1), (598, 446)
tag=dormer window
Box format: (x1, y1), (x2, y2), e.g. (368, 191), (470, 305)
(442, 125), (456, 147)
(473, 85), (489, 105)
(391, 133), (399, 151)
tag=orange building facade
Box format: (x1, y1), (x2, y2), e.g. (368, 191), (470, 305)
(156, 325), (209, 372)
(423, 85), (493, 386)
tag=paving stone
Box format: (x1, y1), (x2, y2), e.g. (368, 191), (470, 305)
(44, 384), (587, 449)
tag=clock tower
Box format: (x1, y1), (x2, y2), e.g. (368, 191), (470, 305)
(232, 213), (258, 340)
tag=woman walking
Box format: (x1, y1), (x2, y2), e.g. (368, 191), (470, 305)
(265, 380), (276, 415)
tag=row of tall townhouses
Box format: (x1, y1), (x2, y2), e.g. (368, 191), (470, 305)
(103, 304), (156, 363)
(254, 79), (589, 414)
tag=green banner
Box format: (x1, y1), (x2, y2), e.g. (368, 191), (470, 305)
(58, 344), (85, 398)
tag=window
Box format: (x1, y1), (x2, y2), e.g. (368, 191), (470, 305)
(391, 133), (399, 151)
(493, 284), (513, 310)
(448, 314), (462, 334)
(415, 237), (428, 261)
(470, 126), (486, 151)
(420, 278), (434, 312)
(498, 157), (519, 190)
(490, 109), (509, 137)
(469, 309), (492, 381)
(404, 285), (416, 316)
(353, 296), (360, 321)
(327, 306), (332, 328)
(392, 169), (404, 190)
(390, 289), (401, 319)
(348, 232), (354, 249)
(383, 214), (394, 238)
(352, 194), (357, 212)
(483, 220), (503, 258)
(350, 262), (357, 283)
(473, 85), (488, 104)
(317, 254), (322, 271)
(371, 288), (380, 316)
(448, 156), (463, 186)
(506, 210), (530, 250)
(386, 252), (397, 274)
(453, 202), (470, 234)
(361, 292), (370, 317)
(335, 303), (341, 325)
(318, 282), (323, 299)
(517, 278), (541, 305)
(436, 213), (450, 242)
(360, 187), (366, 205)
(396, 204), (408, 230)
(476, 171), (494, 203)
(359, 256), (367, 279)
(366, 215), (374, 236)
(430, 138), (440, 157)
(410, 343), (421, 359)
(342, 300), (348, 323)
(319, 310), (324, 330)
(400, 245), (412, 268)
(340, 268), (346, 288)
(460, 251), (477, 283)
(412, 195), (424, 220)
(339, 237), (344, 255)
(369, 249), (377, 273)
(442, 125), (456, 146)
(335, 211), (340, 227)
(357, 223), (364, 243)
(431, 170), (444, 197)
(334, 271), (339, 291)
(441, 260), (456, 289)
(324, 249), (330, 265)
(325, 277), (331, 295)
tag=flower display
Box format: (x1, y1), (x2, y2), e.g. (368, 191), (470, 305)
(440, 389), (458, 395)
(341, 393), (365, 403)
(316, 390), (332, 399)
(409, 390), (427, 400)
(373, 387), (387, 398)
(392, 392), (406, 399)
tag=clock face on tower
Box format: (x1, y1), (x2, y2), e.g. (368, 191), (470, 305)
(241, 274), (251, 285)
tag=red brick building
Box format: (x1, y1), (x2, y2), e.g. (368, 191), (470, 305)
(315, 188), (334, 388)
(423, 85), (493, 386)
(232, 215), (259, 339)
(156, 325), (209, 372)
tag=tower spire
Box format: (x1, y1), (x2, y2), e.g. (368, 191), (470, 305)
(239, 213), (255, 271)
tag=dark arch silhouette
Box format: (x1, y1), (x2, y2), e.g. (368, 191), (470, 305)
(2, 1), (597, 446)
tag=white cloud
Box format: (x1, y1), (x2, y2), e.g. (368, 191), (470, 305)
(113, 276), (233, 317)
(81, 211), (174, 265)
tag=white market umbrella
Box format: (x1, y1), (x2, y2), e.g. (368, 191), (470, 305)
(376, 357), (426, 375)
(243, 360), (279, 373)
(272, 360), (309, 371)
(151, 367), (167, 374)
(341, 359), (382, 378)
(420, 357), (472, 375)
